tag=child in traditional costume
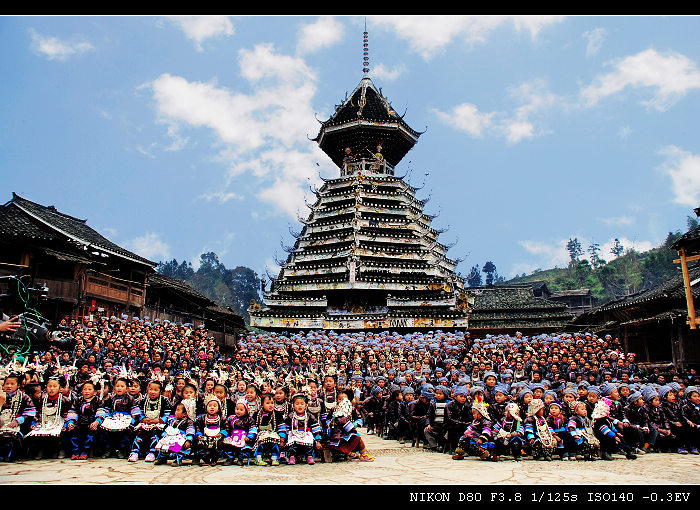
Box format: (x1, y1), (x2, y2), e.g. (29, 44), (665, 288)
(546, 401), (571, 460)
(646, 389), (676, 453)
(453, 396), (495, 461)
(681, 386), (700, 455)
(385, 388), (403, 441)
(154, 403), (195, 466)
(591, 397), (637, 460)
(194, 394), (229, 466)
(567, 400), (599, 460)
(214, 383), (236, 421)
(493, 402), (524, 461)
(424, 385), (449, 451)
(0, 374), (36, 461)
(99, 377), (141, 459)
(224, 400), (255, 465)
(25, 377), (72, 459)
(129, 380), (171, 462)
(280, 392), (323, 465)
(245, 384), (260, 417)
(251, 393), (284, 466)
(524, 398), (557, 461)
(445, 386), (470, 455)
(65, 380), (102, 460)
(659, 386), (687, 454)
(326, 388), (373, 462)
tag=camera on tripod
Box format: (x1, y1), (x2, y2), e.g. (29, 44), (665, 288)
(0, 275), (76, 352)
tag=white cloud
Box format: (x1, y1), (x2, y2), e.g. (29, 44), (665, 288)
(263, 257), (283, 280)
(657, 146), (700, 207)
(297, 16), (344, 55)
(519, 239), (571, 268)
(516, 235), (658, 275)
(147, 43), (333, 219)
(618, 125), (632, 140)
(435, 79), (557, 144)
(167, 16), (234, 51)
(599, 215), (635, 226)
(28, 28), (94, 61)
(369, 15), (564, 60)
(434, 103), (493, 137)
(581, 49), (700, 111)
(509, 262), (540, 278)
(198, 191), (244, 203)
(599, 237), (655, 259)
(371, 62), (407, 82)
(582, 27), (606, 57)
(124, 232), (171, 261)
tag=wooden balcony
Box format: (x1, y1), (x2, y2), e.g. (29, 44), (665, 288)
(40, 278), (79, 303)
(83, 273), (144, 307)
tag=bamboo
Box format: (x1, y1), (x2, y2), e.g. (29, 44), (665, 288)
(679, 248), (697, 330)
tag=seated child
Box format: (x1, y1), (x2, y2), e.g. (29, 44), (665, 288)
(524, 398), (557, 461)
(567, 401), (600, 460)
(546, 400), (571, 460)
(493, 402), (524, 461)
(445, 386), (470, 454)
(660, 386), (687, 454)
(251, 393), (284, 466)
(326, 388), (374, 462)
(453, 396), (495, 461)
(65, 380), (102, 460)
(0, 374), (36, 461)
(280, 392), (323, 465)
(681, 386), (699, 455)
(154, 403), (195, 466)
(223, 400), (255, 465)
(99, 377), (141, 459)
(25, 377), (72, 459)
(646, 390), (676, 453)
(195, 394), (230, 466)
(591, 397), (637, 460)
(129, 380), (171, 462)
(424, 385), (449, 451)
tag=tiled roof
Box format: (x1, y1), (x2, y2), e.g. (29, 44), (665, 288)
(595, 264), (700, 312)
(313, 77), (421, 168)
(147, 272), (210, 302)
(467, 285), (572, 330)
(8, 193), (156, 267)
(671, 223), (700, 251)
(0, 203), (56, 242)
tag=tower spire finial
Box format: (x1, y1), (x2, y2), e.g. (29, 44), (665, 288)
(363, 20), (369, 75)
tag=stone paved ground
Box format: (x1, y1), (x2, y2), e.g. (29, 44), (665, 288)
(1, 429), (698, 485)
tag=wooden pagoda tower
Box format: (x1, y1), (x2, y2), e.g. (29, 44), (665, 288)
(248, 30), (470, 331)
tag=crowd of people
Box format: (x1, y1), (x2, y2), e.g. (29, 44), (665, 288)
(0, 314), (698, 468)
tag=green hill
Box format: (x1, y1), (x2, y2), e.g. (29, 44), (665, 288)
(504, 231), (682, 305)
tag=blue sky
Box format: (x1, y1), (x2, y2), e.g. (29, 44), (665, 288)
(2, 16), (700, 281)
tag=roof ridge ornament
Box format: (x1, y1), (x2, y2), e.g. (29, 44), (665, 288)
(363, 21), (369, 75)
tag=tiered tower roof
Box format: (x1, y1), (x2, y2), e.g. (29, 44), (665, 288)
(249, 30), (469, 331)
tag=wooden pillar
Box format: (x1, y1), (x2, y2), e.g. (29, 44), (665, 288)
(679, 248), (697, 329)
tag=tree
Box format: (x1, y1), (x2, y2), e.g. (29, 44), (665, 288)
(587, 242), (605, 269)
(157, 258), (194, 280)
(567, 238), (583, 262)
(610, 238), (625, 258)
(162, 251), (261, 324)
(466, 265), (482, 287)
(482, 261), (497, 286)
